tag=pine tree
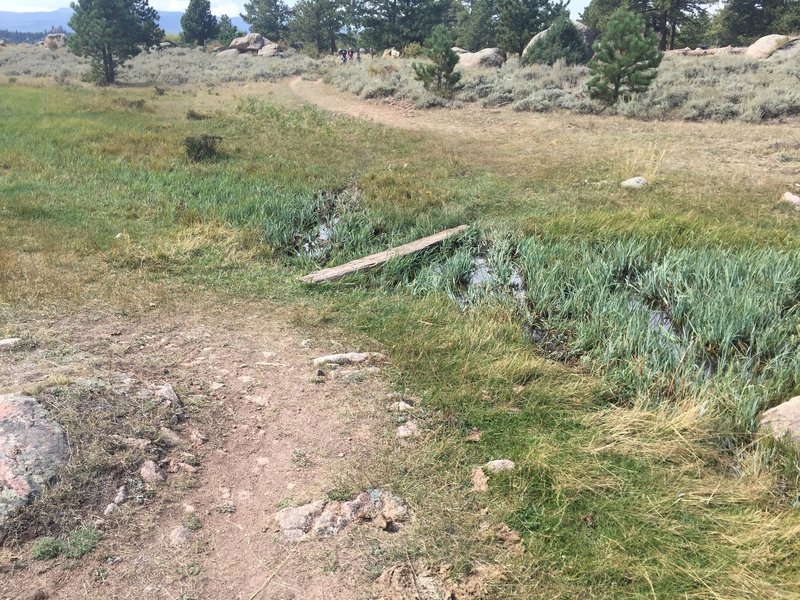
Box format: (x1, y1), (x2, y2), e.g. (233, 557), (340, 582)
(522, 16), (591, 65)
(496, 0), (566, 55)
(181, 0), (219, 45)
(361, 0), (453, 49)
(586, 7), (662, 105)
(412, 24), (462, 96)
(289, 0), (342, 54)
(241, 0), (290, 40)
(456, 0), (498, 51)
(218, 15), (243, 45)
(69, 0), (160, 84)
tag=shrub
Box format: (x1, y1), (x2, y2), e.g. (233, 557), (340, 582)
(31, 537), (66, 560)
(522, 17), (591, 66)
(587, 7), (662, 105)
(186, 108), (208, 120)
(64, 527), (102, 558)
(183, 134), (222, 161)
(402, 43), (425, 58)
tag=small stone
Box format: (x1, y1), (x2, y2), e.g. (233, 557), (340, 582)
(621, 176), (648, 189)
(274, 500), (326, 541)
(396, 421), (420, 440)
(113, 486), (127, 505)
(159, 427), (184, 447)
(140, 460), (165, 483)
(103, 502), (118, 516)
(782, 191), (800, 208)
(471, 467), (489, 492)
(466, 428), (482, 442)
(0, 338), (21, 352)
(169, 525), (194, 546)
(312, 352), (384, 367)
(387, 401), (414, 413)
(484, 459), (515, 473)
(760, 396), (800, 443)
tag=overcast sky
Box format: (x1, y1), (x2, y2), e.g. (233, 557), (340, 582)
(1, 0), (590, 20)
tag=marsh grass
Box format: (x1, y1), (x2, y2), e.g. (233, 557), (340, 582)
(2, 82), (800, 597)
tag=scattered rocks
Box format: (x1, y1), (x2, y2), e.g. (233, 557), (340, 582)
(621, 176), (648, 189)
(139, 459), (165, 483)
(169, 525), (194, 546)
(396, 421), (420, 441)
(0, 394), (69, 525)
(759, 396), (800, 443)
(0, 338), (21, 351)
(483, 459), (515, 472)
(471, 467), (489, 492)
(312, 352), (385, 367)
(782, 191), (800, 209)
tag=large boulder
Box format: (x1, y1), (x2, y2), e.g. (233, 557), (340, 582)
(229, 33), (267, 52)
(43, 33), (68, 50)
(0, 394), (69, 525)
(523, 20), (593, 57)
(457, 47), (506, 69)
(745, 34), (792, 59)
(257, 42), (280, 57)
(216, 48), (241, 58)
(382, 48), (400, 58)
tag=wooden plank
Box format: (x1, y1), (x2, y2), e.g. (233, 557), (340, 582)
(299, 225), (469, 284)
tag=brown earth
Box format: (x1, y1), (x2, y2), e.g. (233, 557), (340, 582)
(0, 298), (400, 600)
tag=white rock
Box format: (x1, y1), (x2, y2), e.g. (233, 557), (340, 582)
(782, 191), (800, 208)
(483, 459), (516, 472)
(312, 352), (384, 367)
(0, 338), (21, 351)
(396, 421), (420, 440)
(140, 460), (165, 482)
(621, 177), (648, 189)
(113, 486), (127, 505)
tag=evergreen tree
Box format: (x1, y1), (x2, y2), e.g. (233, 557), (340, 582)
(412, 24), (462, 95)
(713, 0), (798, 45)
(361, 0), (454, 49)
(587, 7), (661, 105)
(69, 0), (160, 84)
(522, 16), (591, 64)
(241, 0), (290, 40)
(181, 0), (219, 45)
(218, 15), (243, 45)
(675, 8), (710, 47)
(495, 0), (566, 55)
(456, 0), (498, 51)
(289, 0), (342, 54)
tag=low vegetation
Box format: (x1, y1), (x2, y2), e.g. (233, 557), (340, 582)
(2, 77), (799, 596)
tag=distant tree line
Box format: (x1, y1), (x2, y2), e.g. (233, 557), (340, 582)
(0, 26), (68, 44)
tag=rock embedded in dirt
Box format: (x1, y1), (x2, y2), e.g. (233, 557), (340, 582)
(0, 394), (69, 525)
(0, 337), (21, 351)
(159, 426), (184, 447)
(139, 459), (166, 483)
(396, 421), (421, 440)
(759, 396), (800, 443)
(471, 467), (489, 492)
(274, 500), (326, 541)
(114, 485), (127, 505)
(169, 525), (195, 546)
(621, 176), (648, 189)
(312, 352), (385, 367)
(782, 191), (800, 209)
(484, 459), (515, 472)
(156, 383), (184, 421)
(103, 502), (118, 516)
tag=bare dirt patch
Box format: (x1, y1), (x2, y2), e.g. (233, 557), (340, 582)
(0, 299), (399, 599)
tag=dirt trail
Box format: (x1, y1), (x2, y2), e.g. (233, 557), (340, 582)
(0, 301), (394, 599)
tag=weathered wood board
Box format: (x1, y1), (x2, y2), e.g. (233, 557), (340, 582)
(299, 225), (469, 284)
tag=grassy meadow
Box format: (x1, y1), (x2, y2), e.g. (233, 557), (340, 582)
(2, 74), (800, 598)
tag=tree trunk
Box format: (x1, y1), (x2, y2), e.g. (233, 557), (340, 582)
(658, 12), (668, 51)
(669, 20), (676, 50)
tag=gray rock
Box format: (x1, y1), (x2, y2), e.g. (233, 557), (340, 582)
(158, 427), (184, 447)
(229, 33), (266, 52)
(312, 352), (385, 367)
(169, 525), (194, 546)
(621, 176), (648, 189)
(524, 21), (593, 57)
(139, 460), (165, 483)
(103, 502), (118, 516)
(257, 43), (280, 57)
(0, 338), (21, 352)
(217, 48), (240, 57)
(457, 47), (506, 69)
(113, 485), (127, 505)
(484, 459), (515, 472)
(760, 396), (800, 443)
(0, 394), (69, 525)
(274, 500), (326, 540)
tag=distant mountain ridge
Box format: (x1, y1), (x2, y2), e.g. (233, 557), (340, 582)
(0, 7), (248, 35)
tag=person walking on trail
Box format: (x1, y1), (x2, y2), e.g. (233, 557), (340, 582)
(340, 48), (347, 64)
(347, 48), (354, 62)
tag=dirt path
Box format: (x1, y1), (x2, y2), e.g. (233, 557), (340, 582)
(0, 300), (397, 599)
